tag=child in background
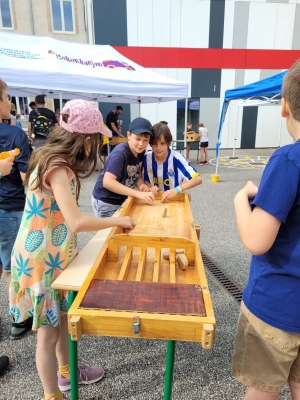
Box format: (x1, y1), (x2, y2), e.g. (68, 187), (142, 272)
(183, 122), (194, 162)
(232, 60), (300, 399)
(9, 100), (136, 400)
(15, 114), (22, 129)
(198, 122), (209, 165)
(143, 121), (202, 201)
(92, 117), (154, 218)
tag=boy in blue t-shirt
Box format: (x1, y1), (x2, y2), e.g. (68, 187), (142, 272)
(0, 80), (31, 340)
(232, 61), (300, 399)
(92, 117), (154, 217)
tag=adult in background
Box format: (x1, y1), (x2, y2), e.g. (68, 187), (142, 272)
(10, 103), (16, 126)
(27, 95), (58, 147)
(0, 81), (32, 339)
(106, 105), (124, 138)
(29, 101), (37, 111)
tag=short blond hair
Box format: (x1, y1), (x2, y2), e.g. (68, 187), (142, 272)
(282, 60), (300, 122)
(0, 78), (7, 101)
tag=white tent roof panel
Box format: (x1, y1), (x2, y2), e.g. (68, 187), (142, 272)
(0, 32), (188, 103)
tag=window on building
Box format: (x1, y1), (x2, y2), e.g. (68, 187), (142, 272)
(0, 0), (13, 29)
(50, 0), (75, 33)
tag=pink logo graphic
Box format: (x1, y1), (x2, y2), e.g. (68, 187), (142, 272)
(102, 59), (135, 71)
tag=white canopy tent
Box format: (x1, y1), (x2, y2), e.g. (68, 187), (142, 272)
(0, 31), (188, 104)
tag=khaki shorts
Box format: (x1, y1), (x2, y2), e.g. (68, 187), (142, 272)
(232, 301), (300, 392)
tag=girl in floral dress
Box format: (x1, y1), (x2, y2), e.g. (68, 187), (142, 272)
(9, 100), (136, 400)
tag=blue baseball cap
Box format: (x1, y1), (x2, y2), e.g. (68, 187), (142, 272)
(129, 117), (153, 135)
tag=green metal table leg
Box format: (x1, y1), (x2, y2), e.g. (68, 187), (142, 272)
(68, 290), (79, 400)
(164, 340), (176, 400)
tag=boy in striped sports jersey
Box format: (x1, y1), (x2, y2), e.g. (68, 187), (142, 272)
(142, 121), (202, 202)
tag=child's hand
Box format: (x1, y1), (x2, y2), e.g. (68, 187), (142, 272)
(150, 186), (160, 195)
(0, 157), (13, 176)
(161, 189), (177, 202)
(243, 181), (258, 198)
(139, 184), (150, 192)
(117, 216), (136, 233)
(136, 191), (154, 205)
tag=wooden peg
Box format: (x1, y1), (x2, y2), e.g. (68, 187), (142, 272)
(162, 207), (167, 218)
(176, 253), (188, 270)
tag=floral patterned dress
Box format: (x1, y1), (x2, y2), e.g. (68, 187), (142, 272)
(9, 163), (78, 330)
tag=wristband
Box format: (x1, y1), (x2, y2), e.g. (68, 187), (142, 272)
(175, 186), (182, 194)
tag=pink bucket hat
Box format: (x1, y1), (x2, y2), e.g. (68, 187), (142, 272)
(60, 99), (112, 137)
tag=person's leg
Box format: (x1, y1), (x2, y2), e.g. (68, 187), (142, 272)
(55, 315), (69, 367)
(91, 196), (119, 218)
(200, 147), (205, 163)
(204, 147), (208, 163)
(185, 143), (190, 161)
(289, 380), (300, 400)
(244, 388), (280, 400)
(36, 324), (61, 394)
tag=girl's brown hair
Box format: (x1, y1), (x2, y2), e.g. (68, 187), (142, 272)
(24, 125), (103, 203)
(198, 122), (204, 128)
(150, 122), (173, 146)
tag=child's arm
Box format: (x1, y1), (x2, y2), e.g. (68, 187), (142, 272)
(162, 175), (202, 202)
(103, 172), (154, 205)
(48, 167), (136, 232)
(234, 181), (281, 256)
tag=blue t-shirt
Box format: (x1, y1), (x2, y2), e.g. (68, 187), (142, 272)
(243, 140), (300, 333)
(0, 123), (30, 211)
(93, 142), (144, 205)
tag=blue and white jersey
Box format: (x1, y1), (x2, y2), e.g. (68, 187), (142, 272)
(143, 149), (200, 191)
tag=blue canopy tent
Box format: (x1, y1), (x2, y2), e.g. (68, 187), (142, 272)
(215, 70), (288, 175)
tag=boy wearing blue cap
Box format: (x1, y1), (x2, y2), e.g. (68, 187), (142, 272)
(92, 117), (155, 217)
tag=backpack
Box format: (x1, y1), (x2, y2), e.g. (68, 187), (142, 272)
(31, 109), (53, 137)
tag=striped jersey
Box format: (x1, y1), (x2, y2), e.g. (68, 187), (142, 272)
(143, 149), (200, 191)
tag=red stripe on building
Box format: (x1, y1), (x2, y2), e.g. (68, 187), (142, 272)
(113, 47), (300, 69)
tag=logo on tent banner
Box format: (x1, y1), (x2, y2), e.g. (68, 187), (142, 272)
(0, 47), (42, 59)
(48, 50), (135, 71)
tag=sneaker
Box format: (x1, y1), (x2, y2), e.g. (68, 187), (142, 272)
(0, 356), (9, 376)
(58, 364), (104, 392)
(204, 161), (208, 164)
(198, 162), (204, 165)
(9, 316), (33, 340)
(41, 395), (70, 400)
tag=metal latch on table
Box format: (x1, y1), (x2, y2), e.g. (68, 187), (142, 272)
(132, 316), (140, 336)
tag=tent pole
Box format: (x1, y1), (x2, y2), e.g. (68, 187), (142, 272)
(184, 98), (188, 158)
(229, 105), (239, 159)
(277, 112), (282, 148)
(59, 91), (63, 112)
(138, 100), (141, 117)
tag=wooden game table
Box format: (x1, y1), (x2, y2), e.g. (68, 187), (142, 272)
(52, 194), (215, 399)
(108, 137), (127, 154)
(172, 133), (201, 161)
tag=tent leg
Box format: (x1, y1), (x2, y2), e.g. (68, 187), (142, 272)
(59, 92), (63, 113)
(184, 98), (188, 158)
(229, 106), (239, 159)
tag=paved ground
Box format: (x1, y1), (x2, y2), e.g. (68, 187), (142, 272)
(0, 147), (293, 399)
